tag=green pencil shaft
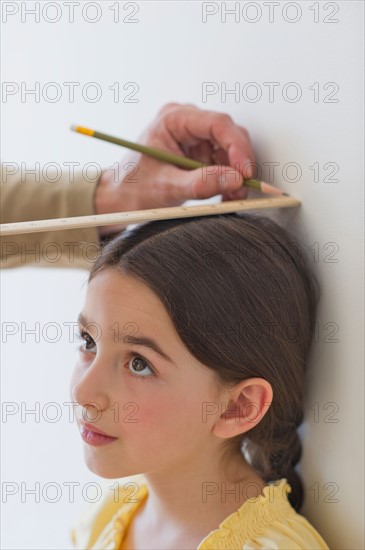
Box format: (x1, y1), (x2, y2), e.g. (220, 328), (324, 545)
(92, 130), (261, 191)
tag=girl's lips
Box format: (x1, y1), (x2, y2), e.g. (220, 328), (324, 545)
(79, 422), (117, 446)
(81, 421), (115, 437)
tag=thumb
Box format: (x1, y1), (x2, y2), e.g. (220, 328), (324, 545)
(178, 165), (245, 201)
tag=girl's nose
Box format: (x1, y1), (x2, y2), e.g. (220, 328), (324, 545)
(71, 361), (111, 413)
(72, 383), (110, 417)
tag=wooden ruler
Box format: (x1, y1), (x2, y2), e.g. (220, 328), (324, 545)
(0, 196), (301, 236)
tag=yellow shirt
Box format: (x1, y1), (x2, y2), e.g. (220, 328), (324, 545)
(70, 474), (330, 549)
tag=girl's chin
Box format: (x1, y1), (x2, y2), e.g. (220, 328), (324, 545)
(84, 457), (139, 479)
(85, 460), (120, 478)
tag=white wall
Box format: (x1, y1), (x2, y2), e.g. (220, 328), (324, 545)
(1, 1), (364, 548)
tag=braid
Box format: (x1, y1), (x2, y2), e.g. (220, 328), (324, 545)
(268, 428), (304, 512)
(242, 404), (305, 512)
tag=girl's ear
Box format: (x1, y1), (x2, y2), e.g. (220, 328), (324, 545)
(212, 378), (273, 440)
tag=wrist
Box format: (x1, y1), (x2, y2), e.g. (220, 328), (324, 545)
(94, 169), (117, 215)
(94, 169), (132, 237)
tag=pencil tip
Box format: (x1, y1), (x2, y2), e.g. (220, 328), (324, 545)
(70, 125), (77, 132)
(283, 192), (290, 196)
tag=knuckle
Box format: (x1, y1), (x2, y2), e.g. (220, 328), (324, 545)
(240, 126), (250, 139)
(158, 102), (180, 116)
(217, 112), (233, 125)
(188, 175), (200, 200)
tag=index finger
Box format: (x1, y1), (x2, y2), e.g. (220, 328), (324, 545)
(161, 104), (256, 179)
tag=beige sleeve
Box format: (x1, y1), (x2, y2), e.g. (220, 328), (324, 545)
(0, 165), (102, 270)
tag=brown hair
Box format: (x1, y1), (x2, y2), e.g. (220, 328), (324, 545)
(88, 212), (320, 512)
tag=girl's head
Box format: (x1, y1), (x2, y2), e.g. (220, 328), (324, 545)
(71, 212), (320, 512)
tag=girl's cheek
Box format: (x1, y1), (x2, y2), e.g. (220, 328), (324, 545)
(133, 399), (170, 427)
(76, 352), (92, 366)
(72, 353), (94, 381)
(69, 358), (88, 400)
(69, 369), (78, 393)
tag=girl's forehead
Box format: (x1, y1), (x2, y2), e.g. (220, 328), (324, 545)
(87, 269), (162, 307)
(85, 270), (177, 336)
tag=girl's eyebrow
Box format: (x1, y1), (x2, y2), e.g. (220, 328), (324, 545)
(77, 312), (176, 366)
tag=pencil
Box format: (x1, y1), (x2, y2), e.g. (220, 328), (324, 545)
(71, 125), (289, 196)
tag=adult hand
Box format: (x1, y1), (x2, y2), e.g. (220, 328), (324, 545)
(94, 102), (256, 235)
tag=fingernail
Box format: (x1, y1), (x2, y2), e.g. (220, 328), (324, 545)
(243, 158), (254, 179)
(235, 187), (249, 199)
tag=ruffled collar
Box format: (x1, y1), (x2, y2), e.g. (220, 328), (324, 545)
(197, 478), (293, 548)
(90, 476), (293, 549)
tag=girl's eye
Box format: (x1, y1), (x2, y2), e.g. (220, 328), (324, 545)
(127, 355), (155, 380)
(76, 330), (96, 353)
(75, 329), (156, 381)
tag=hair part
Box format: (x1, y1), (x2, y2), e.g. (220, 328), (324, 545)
(89, 212), (320, 512)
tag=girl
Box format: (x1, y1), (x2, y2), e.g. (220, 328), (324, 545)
(70, 212), (330, 549)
